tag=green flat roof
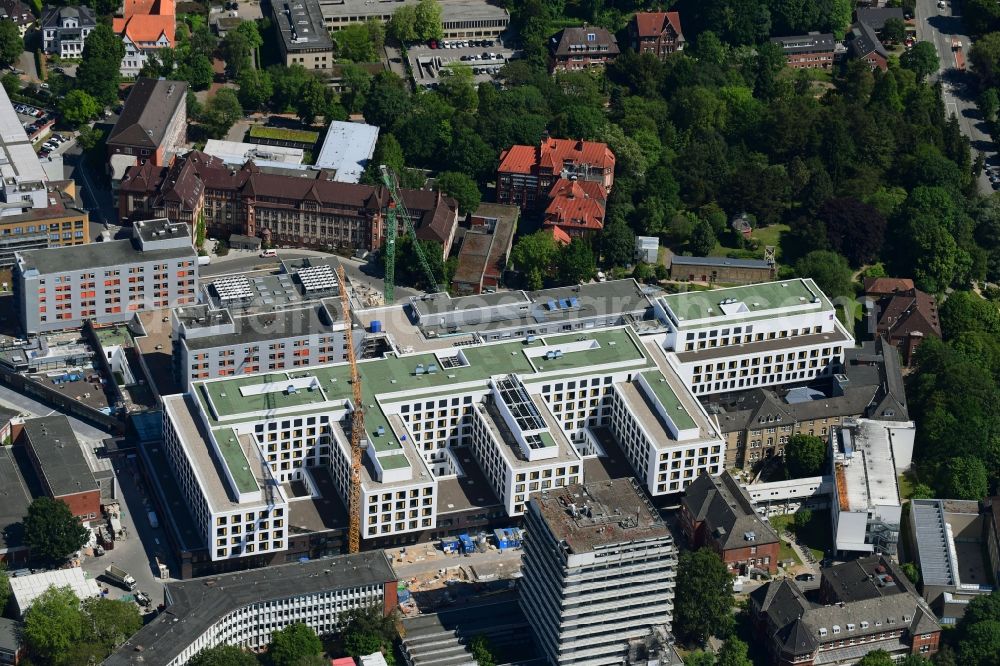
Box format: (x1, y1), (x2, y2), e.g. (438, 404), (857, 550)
(641, 371), (696, 431)
(538, 431), (556, 449)
(248, 126), (320, 143)
(661, 279), (830, 326)
(213, 428), (259, 494)
(378, 453), (410, 470)
(94, 326), (132, 348)
(198, 327), (652, 425)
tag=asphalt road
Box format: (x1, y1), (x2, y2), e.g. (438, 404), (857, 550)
(916, 0), (997, 192)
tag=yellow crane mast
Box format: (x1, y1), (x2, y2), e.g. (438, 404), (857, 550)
(338, 265), (363, 554)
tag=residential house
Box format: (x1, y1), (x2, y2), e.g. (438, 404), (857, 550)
(750, 556), (941, 665)
(771, 32), (836, 69)
(680, 471), (781, 574)
(542, 178), (606, 239)
(849, 21), (889, 70)
(497, 137), (615, 210)
(629, 11), (684, 60)
(113, 0), (176, 77)
(864, 279), (940, 364)
(40, 5), (96, 59)
(0, 0), (34, 37)
(707, 338), (909, 468)
(549, 26), (619, 72)
(107, 77), (188, 168)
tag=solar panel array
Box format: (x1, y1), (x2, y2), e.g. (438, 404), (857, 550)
(496, 375), (545, 432)
(212, 275), (254, 303)
(296, 264), (339, 294)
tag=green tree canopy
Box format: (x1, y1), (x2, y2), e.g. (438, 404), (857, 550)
(784, 434), (827, 478)
(716, 637), (753, 666)
(600, 216), (636, 267)
(558, 238), (596, 285)
(237, 69), (274, 110)
(436, 172), (480, 216)
(363, 72), (411, 128)
(511, 231), (560, 289)
(81, 597), (142, 652)
(23, 497), (89, 564)
(267, 623), (323, 666)
(22, 585), (86, 665)
(794, 250), (853, 298)
(340, 605), (397, 664)
(77, 24), (125, 106)
(333, 20), (385, 62)
(59, 89), (99, 127)
(0, 20), (24, 68)
(689, 220), (717, 256)
(674, 548), (734, 645)
(901, 42), (940, 81)
(939, 455), (989, 500)
(856, 650), (894, 666)
(189, 644), (260, 666)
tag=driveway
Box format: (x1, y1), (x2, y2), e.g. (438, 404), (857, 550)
(916, 0), (996, 192)
(16, 50), (38, 83)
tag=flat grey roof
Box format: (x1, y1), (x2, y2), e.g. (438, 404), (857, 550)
(0, 618), (20, 652)
(0, 447), (32, 551)
(670, 255), (772, 269)
(184, 305), (337, 351)
(531, 478), (669, 554)
(106, 551), (395, 666)
(274, 0), (334, 51)
(0, 82), (47, 183)
(17, 238), (194, 275)
(314, 121), (379, 184)
(21, 416), (98, 497)
(320, 0), (509, 22)
(411, 289), (531, 316)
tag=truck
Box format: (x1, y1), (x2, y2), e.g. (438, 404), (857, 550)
(104, 565), (137, 591)
(197, 255), (212, 266)
(147, 511), (159, 529)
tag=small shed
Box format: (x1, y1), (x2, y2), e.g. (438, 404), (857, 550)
(228, 234), (262, 251)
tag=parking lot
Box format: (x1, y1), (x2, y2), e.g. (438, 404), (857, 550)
(13, 101), (54, 143)
(408, 39), (520, 89)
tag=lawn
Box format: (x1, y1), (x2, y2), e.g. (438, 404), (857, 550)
(708, 223), (789, 262)
(769, 509), (832, 562)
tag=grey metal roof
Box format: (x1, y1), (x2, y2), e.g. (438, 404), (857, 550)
(0, 447), (32, 551)
(106, 551), (396, 666)
(0, 618), (20, 653)
(16, 237), (194, 275)
(108, 78), (188, 150)
(670, 255), (772, 269)
(273, 0), (333, 52)
(855, 7), (905, 31)
(911, 499), (955, 588)
(770, 32), (836, 54)
(183, 304), (336, 351)
(682, 471), (779, 549)
(22, 415), (99, 497)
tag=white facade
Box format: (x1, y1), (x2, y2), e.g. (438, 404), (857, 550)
(654, 278), (854, 395)
(41, 6), (95, 59)
(120, 32), (172, 78)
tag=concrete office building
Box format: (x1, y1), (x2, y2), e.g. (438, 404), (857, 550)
(830, 418), (915, 557)
(14, 218), (197, 335)
(909, 499), (994, 625)
(0, 81), (89, 266)
(318, 0), (510, 39)
(519, 478), (677, 666)
(272, 0), (335, 70)
(161, 325), (720, 563)
(106, 552), (397, 666)
(653, 278), (854, 396)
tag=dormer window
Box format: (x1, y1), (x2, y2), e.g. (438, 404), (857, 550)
(587, 32), (595, 42)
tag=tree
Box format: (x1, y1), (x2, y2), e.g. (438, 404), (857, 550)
(413, 0), (444, 41)
(784, 434), (826, 478)
(939, 291), (1000, 340)
(684, 652), (716, 666)
(177, 53), (214, 91)
(340, 63), (373, 114)
(23, 497), (88, 564)
(435, 172), (480, 216)
(793, 507), (813, 530)
(76, 125), (105, 151)
(971, 32), (1000, 88)
(59, 89), (99, 127)
(469, 635), (495, 666)
(0, 20), (23, 68)
(600, 216), (636, 267)
(900, 562), (922, 587)
(333, 20), (384, 62)
(882, 17), (906, 44)
(237, 68), (273, 110)
(1, 72), (18, 96)
(901, 41), (939, 81)
(189, 644), (260, 666)
(958, 620), (1000, 665)
(794, 250), (853, 298)
(716, 637), (752, 666)
(295, 76), (331, 124)
(558, 238), (596, 285)
(674, 548), (734, 645)
(340, 606), (396, 665)
(222, 22), (262, 80)
(817, 197), (887, 267)
(81, 597), (142, 652)
(939, 456), (989, 500)
(511, 231), (560, 288)
(689, 221), (717, 256)
(77, 24), (125, 106)
(856, 650), (894, 666)
(201, 89), (244, 138)
(267, 623), (322, 666)
(967, 0), (1000, 36)
(388, 4), (419, 43)
(363, 72), (411, 128)
(0, 567), (8, 615)
(22, 586), (85, 665)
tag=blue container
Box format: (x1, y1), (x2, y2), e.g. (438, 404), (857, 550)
(371, 320), (383, 333)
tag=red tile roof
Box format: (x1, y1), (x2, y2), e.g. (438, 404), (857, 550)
(634, 11), (683, 39)
(496, 145), (538, 175)
(864, 277), (915, 296)
(497, 138), (615, 176)
(543, 179), (606, 232)
(547, 226), (572, 246)
(115, 0), (175, 45)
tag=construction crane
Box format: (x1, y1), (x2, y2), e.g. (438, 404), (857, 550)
(380, 164), (442, 304)
(338, 265), (364, 554)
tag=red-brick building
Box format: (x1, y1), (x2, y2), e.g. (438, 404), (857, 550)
(750, 556), (941, 666)
(680, 471), (780, 574)
(15, 416), (100, 524)
(549, 26), (620, 72)
(450, 203), (518, 295)
(543, 179), (607, 239)
(770, 32), (836, 69)
(629, 11), (685, 60)
(497, 138), (615, 211)
(849, 21), (889, 71)
(864, 278), (941, 365)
